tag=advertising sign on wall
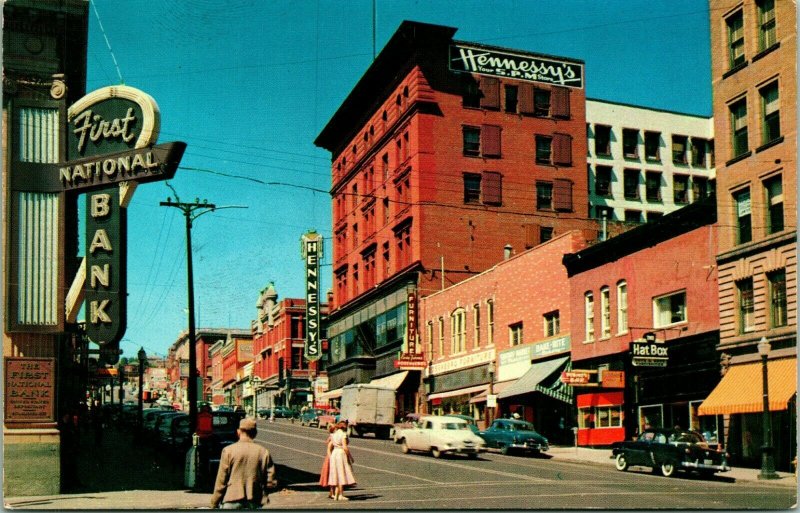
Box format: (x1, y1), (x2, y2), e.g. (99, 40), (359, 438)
(301, 231), (323, 362)
(5, 358), (56, 424)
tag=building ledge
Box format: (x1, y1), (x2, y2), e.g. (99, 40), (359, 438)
(716, 230), (797, 265)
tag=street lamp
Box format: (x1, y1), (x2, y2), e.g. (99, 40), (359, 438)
(757, 337), (778, 480)
(487, 361), (495, 426)
(137, 347), (146, 431)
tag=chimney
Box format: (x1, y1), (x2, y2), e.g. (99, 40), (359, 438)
(504, 244), (513, 260)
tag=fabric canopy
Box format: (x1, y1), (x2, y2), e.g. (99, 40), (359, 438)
(317, 388), (343, 401)
(428, 384), (487, 401)
(498, 356), (572, 403)
(469, 381), (514, 403)
(369, 371), (409, 391)
(698, 358), (796, 416)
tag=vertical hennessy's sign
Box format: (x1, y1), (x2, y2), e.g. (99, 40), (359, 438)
(302, 232), (323, 361)
(66, 86), (184, 348)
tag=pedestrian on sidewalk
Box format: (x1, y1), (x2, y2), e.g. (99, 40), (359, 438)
(319, 423), (336, 499)
(211, 417), (277, 510)
(327, 421), (356, 501)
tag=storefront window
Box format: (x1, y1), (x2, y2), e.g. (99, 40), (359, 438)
(578, 405), (622, 428)
(578, 407), (593, 429)
(639, 404), (664, 431)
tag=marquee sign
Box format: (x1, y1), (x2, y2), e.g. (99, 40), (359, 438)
(450, 44), (584, 89)
(394, 290), (426, 370)
(302, 231), (323, 362)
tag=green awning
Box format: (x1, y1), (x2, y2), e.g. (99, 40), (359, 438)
(498, 356), (572, 404)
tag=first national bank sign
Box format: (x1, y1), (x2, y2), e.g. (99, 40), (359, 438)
(449, 44), (584, 89)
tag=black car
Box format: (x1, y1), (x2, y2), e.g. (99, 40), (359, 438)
(479, 419), (549, 455)
(203, 411), (245, 484)
(611, 428), (730, 478)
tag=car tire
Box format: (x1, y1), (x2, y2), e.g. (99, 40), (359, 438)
(660, 462), (676, 477)
(401, 440), (410, 454)
(615, 453), (629, 472)
(500, 445), (510, 456)
(467, 453), (478, 459)
(432, 447), (442, 459)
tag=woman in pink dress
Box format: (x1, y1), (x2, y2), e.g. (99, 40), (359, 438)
(327, 422), (356, 500)
(319, 423), (336, 499)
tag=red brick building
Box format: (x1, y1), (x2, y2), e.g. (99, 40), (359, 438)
(251, 283), (328, 409)
(315, 21), (598, 396)
(220, 331), (253, 406)
(420, 231), (590, 436)
(564, 198), (720, 447)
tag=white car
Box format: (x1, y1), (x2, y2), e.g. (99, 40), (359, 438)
(396, 415), (486, 458)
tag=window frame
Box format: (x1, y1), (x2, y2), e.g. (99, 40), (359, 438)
(463, 126), (481, 156)
(673, 174), (690, 204)
(616, 281), (628, 335)
(672, 135), (689, 165)
(509, 322), (523, 347)
(486, 299), (495, 346)
(736, 278), (755, 334)
(757, 0), (777, 52)
(463, 172), (482, 204)
(594, 125), (612, 156)
(645, 171), (662, 202)
(760, 81), (780, 145)
(734, 188), (752, 245)
(451, 308), (467, 354)
(623, 169), (640, 200)
(595, 165), (613, 197)
(536, 181), (553, 210)
(543, 310), (560, 338)
(653, 290), (687, 328)
(536, 135), (553, 164)
(764, 175), (784, 235)
(768, 269), (788, 328)
(730, 98), (749, 158)
(600, 286), (611, 339)
(584, 292), (595, 342)
(622, 128), (639, 158)
(726, 9), (746, 69)
(644, 131), (661, 162)
(473, 304), (481, 348)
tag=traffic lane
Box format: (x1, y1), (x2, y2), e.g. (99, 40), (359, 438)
(256, 421), (796, 509)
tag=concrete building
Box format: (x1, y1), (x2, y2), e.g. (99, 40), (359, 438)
(586, 99), (715, 223)
(315, 21), (605, 399)
(2, 0), (89, 496)
(701, 0), (796, 471)
(564, 197), (720, 447)
(419, 231), (590, 436)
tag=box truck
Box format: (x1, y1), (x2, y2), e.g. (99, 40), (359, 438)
(339, 384), (396, 439)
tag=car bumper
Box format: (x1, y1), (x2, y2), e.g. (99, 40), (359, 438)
(443, 446), (483, 454)
(510, 443), (549, 452)
(681, 460), (730, 472)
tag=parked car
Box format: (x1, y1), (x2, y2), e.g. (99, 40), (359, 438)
(479, 419), (549, 456)
(158, 413), (188, 447)
(203, 411), (245, 489)
(396, 415), (485, 458)
(257, 408), (271, 419)
(299, 408), (326, 427)
(143, 409), (176, 435)
(271, 406), (297, 418)
(392, 413), (421, 442)
(166, 414), (192, 455)
(150, 411), (183, 442)
(611, 428), (730, 478)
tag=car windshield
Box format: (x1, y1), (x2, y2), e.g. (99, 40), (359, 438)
(441, 422), (468, 430)
(669, 431), (704, 444)
(508, 422), (534, 432)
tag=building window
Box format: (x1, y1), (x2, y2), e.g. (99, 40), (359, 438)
(437, 317), (445, 357)
(352, 223), (359, 247)
(553, 179), (574, 212)
(536, 135), (552, 164)
(352, 263), (359, 296)
(760, 81), (780, 145)
(487, 299), (494, 345)
(473, 305), (481, 348)
(730, 98), (749, 157)
(534, 88), (551, 116)
(595, 166), (612, 197)
(624, 169), (640, 199)
(727, 10), (745, 69)
(768, 270), (787, 328)
(594, 125), (611, 156)
(584, 292), (595, 342)
(691, 138), (708, 167)
(463, 126), (480, 156)
(463, 79), (481, 108)
(764, 175), (784, 234)
(617, 281), (628, 334)
(693, 177), (710, 201)
(647, 211), (663, 223)
(394, 222), (412, 267)
(734, 188), (752, 244)
(600, 287), (611, 339)
(645, 171), (662, 202)
(536, 181), (553, 210)
(382, 241), (390, 278)
(464, 173), (482, 204)
(383, 197), (390, 225)
(509, 322), (523, 347)
(654, 291), (687, 327)
(673, 175), (689, 204)
(737, 278), (755, 334)
(544, 311), (560, 337)
(540, 226), (554, 243)
(624, 210), (642, 224)
(622, 129), (638, 158)
(363, 249), (376, 289)
(644, 131), (660, 161)
(426, 321), (434, 357)
(451, 309), (467, 354)
(757, 0), (777, 51)
(672, 135), (688, 165)
(505, 85), (518, 113)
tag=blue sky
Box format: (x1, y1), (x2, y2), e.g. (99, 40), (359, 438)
(84, 0), (712, 358)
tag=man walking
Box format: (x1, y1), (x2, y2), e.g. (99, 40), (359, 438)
(211, 417), (277, 509)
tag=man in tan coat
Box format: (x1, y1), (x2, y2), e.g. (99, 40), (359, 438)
(211, 417), (276, 509)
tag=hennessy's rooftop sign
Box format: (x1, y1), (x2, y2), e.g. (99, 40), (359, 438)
(449, 43), (584, 89)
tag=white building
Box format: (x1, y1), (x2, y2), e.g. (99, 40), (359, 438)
(586, 99), (715, 223)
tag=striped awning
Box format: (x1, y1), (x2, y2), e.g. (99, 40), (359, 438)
(469, 381), (514, 403)
(698, 358), (797, 416)
(428, 384), (487, 401)
(498, 356), (572, 404)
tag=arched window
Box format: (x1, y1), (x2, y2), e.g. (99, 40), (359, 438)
(617, 281), (628, 334)
(584, 292), (595, 342)
(450, 308), (467, 354)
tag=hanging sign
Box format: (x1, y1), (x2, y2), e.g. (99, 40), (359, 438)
(302, 231), (323, 362)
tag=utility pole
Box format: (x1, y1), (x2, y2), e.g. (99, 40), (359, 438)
(160, 196), (246, 434)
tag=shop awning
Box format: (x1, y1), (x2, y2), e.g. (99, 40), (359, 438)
(428, 384), (487, 401)
(469, 381), (514, 403)
(369, 371), (409, 391)
(698, 358), (797, 416)
(498, 356), (572, 403)
(317, 388), (343, 401)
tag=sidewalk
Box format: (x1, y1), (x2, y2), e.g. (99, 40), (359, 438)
(5, 434), (795, 510)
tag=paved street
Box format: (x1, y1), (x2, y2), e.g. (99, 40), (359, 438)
(5, 418), (796, 510)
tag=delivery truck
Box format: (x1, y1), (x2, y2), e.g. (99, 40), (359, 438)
(339, 384), (396, 439)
